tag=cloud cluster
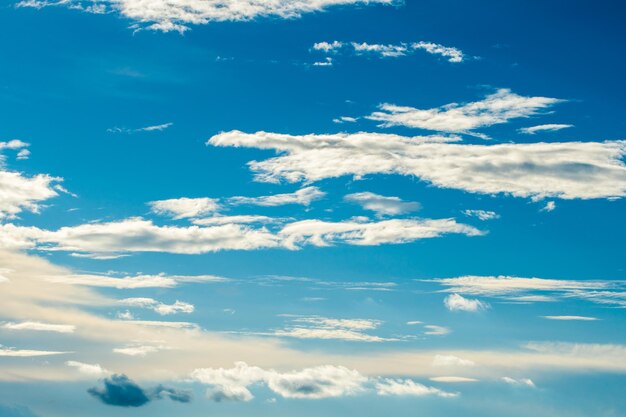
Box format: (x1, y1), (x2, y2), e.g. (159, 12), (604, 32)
(17, 0), (394, 33)
(190, 362), (453, 402)
(312, 41), (465, 62)
(462, 209), (499, 221)
(88, 374), (191, 407)
(208, 130), (626, 200)
(367, 89), (563, 136)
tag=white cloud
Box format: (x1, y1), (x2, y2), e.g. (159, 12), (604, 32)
(278, 218), (482, 249)
(367, 89), (563, 135)
(18, 0), (394, 32)
(0, 216), (480, 257)
(375, 378), (456, 397)
(191, 215), (279, 226)
(113, 345), (161, 356)
(411, 41), (465, 63)
(208, 130), (626, 200)
(429, 376), (478, 383)
(149, 197), (220, 219)
(270, 316), (396, 342)
(0, 345), (69, 357)
(333, 116), (358, 124)
(312, 41), (343, 53)
(432, 355), (475, 367)
(191, 362), (453, 402)
(443, 293), (489, 312)
(65, 361), (109, 376)
(1, 321), (76, 333)
(462, 209), (499, 221)
(0, 170), (61, 220)
(424, 325), (450, 336)
(16, 149), (31, 160)
(313, 41), (465, 62)
(541, 201), (556, 212)
(119, 297), (195, 315)
(344, 192), (420, 216)
(107, 122), (173, 133)
(542, 316), (598, 321)
(313, 57), (333, 67)
(351, 41), (409, 57)
(519, 124), (573, 135)
(501, 376), (535, 387)
(46, 272), (228, 289)
(228, 186), (325, 206)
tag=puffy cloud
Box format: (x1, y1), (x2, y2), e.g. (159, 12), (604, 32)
(367, 89), (563, 136)
(344, 192), (420, 216)
(0, 171), (61, 220)
(88, 374), (191, 407)
(312, 41), (344, 53)
(66, 361), (110, 376)
(443, 293), (489, 312)
(228, 186), (325, 206)
(149, 197), (220, 219)
(375, 378), (456, 397)
(462, 209), (499, 221)
(191, 362), (451, 401)
(17, 0), (394, 33)
(208, 130), (626, 200)
(119, 297), (194, 315)
(0, 216), (480, 257)
(1, 321), (76, 333)
(519, 124), (573, 135)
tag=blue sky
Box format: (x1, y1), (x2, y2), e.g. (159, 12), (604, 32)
(0, 0), (625, 416)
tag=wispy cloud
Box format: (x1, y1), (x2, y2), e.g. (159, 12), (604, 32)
(107, 122), (173, 134)
(462, 209), (500, 221)
(1, 321), (76, 333)
(312, 40), (466, 62)
(119, 298), (194, 315)
(344, 192), (420, 216)
(519, 124), (573, 134)
(367, 89), (563, 136)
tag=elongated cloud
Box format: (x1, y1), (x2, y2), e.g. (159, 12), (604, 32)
(46, 272), (228, 289)
(208, 130), (626, 200)
(312, 40), (465, 62)
(228, 186), (325, 206)
(17, 0), (394, 33)
(0, 216), (481, 257)
(519, 124), (573, 134)
(367, 89), (563, 136)
(1, 321), (76, 333)
(119, 298), (194, 315)
(0, 346), (69, 357)
(269, 316), (396, 342)
(190, 362), (453, 402)
(149, 197), (220, 219)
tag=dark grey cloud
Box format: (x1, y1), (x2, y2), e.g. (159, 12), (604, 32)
(88, 374), (192, 407)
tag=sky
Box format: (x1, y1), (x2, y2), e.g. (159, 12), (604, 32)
(0, 0), (625, 416)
